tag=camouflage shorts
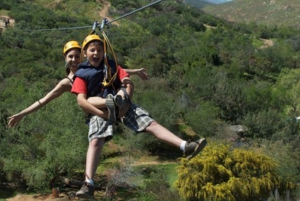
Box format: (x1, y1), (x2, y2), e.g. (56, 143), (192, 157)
(88, 115), (113, 142)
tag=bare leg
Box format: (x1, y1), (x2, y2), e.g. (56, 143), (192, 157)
(88, 92), (126, 123)
(116, 89), (125, 98)
(144, 121), (183, 148)
(87, 90), (125, 109)
(118, 104), (130, 118)
(76, 137), (105, 198)
(85, 138), (105, 181)
(87, 97), (106, 109)
(144, 121), (207, 159)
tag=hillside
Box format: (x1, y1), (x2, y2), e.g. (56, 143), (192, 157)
(200, 0), (300, 28)
(1, 0), (300, 200)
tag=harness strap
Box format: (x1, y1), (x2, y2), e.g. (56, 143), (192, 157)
(66, 76), (73, 84)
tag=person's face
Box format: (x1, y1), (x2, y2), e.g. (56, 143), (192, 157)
(65, 49), (80, 71)
(84, 42), (104, 67)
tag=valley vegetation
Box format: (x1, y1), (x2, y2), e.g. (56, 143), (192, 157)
(1, 0), (300, 200)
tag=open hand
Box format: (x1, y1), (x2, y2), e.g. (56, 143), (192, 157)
(137, 68), (149, 81)
(7, 114), (24, 127)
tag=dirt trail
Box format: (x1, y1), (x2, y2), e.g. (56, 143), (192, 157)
(98, 0), (119, 26)
(259, 38), (274, 49)
(7, 194), (54, 201)
(0, 15), (15, 29)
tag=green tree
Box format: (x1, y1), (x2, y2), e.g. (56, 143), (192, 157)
(275, 68), (300, 115)
(240, 109), (285, 140)
(184, 101), (219, 138)
(1, 86), (87, 190)
(261, 140), (300, 190)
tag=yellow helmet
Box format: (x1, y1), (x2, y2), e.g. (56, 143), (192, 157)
(63, 41), (81, 56)
(82, 34), (103, 51)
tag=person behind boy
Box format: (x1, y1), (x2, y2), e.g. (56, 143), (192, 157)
(71, 34), (207, 198)
(7, 40), (148, 128)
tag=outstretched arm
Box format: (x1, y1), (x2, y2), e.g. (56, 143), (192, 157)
(7, 79), (71, 127)
(125, 68), (149, 81)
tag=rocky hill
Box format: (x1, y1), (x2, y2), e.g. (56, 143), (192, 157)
(200, 0), (300, 28)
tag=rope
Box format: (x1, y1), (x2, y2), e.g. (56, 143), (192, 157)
(101, 31), (119, 88)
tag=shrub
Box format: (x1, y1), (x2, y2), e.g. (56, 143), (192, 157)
(175, 143), (296, 201)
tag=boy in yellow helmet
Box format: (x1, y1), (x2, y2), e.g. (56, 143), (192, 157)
(71, 34), (207, 199)
(8, 40), (148, 127)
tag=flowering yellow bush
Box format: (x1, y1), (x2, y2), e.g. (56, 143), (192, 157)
(175, 144), (295, 201)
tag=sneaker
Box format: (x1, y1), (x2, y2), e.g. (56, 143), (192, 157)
(114, 95), (129, 118)
(184, 138), (207, 160)
(106, 94), (116, 124)
(114, 94), (128, 108)
(76, 182), (95, 199)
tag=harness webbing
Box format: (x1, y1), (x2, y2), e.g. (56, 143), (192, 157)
(66, 76), (73, 84)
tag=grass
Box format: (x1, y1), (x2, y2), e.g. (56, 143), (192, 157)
(252, 37), (264, 48)
(96, 153), (179, 187)
(0, 9), (9, 15)
(96, 156), (123, 173)
(160, 163), (179, 188)
(131, 163), (179, 188)
(90, 156), (179, 200)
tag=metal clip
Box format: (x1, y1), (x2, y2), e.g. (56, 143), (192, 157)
(100, 18), (109, 30)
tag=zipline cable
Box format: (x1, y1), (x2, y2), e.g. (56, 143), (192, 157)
(106, 0), (164, 25)
(30, 25), (93, 32)
(29, 0), (165, 32)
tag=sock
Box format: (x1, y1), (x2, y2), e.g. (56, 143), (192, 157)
(180, 141), (187, 152)
(86, 179), (94, 186)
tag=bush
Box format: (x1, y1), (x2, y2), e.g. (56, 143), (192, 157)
(175, 143), (296, 201)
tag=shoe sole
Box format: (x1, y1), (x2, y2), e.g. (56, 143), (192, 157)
(106, 95), (116, 124)
(114, 95), (126, 108)
(187, 138), (207, 160)
(114, 95), (129, 118)
(114, 95), (124, 117)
